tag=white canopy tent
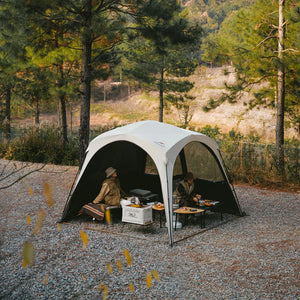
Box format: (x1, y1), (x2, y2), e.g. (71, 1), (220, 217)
(61, 120), (242, 246)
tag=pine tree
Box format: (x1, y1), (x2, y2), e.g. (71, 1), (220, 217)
(123, 0), (202, 122)
(0, 0), (29, 138)
(202, 0), (300, 180)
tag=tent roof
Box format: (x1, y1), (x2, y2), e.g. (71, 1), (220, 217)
(82, 120), (219, 173)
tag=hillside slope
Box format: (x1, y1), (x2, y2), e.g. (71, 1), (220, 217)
(14, 67), (297, 142)
(87, 66), (297, 141)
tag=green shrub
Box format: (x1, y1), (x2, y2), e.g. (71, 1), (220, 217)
(1, 122), (299, 189)
(198, 125), (221, 139)
(2, 124), (79, 166)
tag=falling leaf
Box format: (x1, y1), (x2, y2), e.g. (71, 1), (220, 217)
(124, 248), (132, 266)
(80, 230), (88, 250)
(57, 223), (61, 232)
(146, 273), (152, 289)
(43, 182), (54, 208)
(129, 283), (134, 292)
(33, 208), (46, 235)
(43, 274), (48, 285)
(22, 241), (34, 268)
(99, 283), (108, 300)
(116, 259), (123, 273)
(107, 263), (113, 274)
(26, 214), (31, 225)
(105, 209), (111, 224)
(152, 270), (160, 281)
(28, 186), (33, 196)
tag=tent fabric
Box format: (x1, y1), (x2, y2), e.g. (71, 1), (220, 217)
(61, 120), (243, 246)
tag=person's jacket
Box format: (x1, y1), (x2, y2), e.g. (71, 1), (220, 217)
(93, 177), (124, 206)
(175, 180), (196, 207)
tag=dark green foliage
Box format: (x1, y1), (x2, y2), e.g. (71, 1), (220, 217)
(202, 0), (300, 133)
(198, 125), (221, 138)
(0, 123), (299, 187)
(2, 124), (79, 165)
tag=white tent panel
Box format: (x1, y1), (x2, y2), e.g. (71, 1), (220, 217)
(61, 120), (242, 246)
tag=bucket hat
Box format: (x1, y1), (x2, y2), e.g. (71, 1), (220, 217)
(105, 167), (116, 178)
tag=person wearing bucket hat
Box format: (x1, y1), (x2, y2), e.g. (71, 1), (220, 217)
(105, 167), (116, 178)
(92, 167), (126, 206)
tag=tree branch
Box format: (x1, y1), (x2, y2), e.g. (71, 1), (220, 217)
(0, 163), (46, 190)
(256, 36), (278, 48)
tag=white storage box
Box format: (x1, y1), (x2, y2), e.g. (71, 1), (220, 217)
(122, 205), (153, 225)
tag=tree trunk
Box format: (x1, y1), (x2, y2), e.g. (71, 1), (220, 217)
(159, 68), (164, 122)
(59, 95), (68, 147)
(5, 86), (11, 139)
(79, 0), (92, 167)
(58, 64), (68, 147)
(276, 0), (285, 180)
(35, 99), (40, 125)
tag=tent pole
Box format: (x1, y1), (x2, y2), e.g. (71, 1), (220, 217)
(60, 166), (81, 222)
(218, 149), (244, 216)
(179, 149), (187, 175)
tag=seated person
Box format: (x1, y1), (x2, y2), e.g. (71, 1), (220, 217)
(79, 167), (126, 221)
(174, 172), (201, 207)
(93, 167), (126, 206)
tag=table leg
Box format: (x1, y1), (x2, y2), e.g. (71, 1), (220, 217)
(175, 213), (177, 231)
(159, 211), (162, 228)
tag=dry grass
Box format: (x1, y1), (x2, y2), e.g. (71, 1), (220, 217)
(11, 66), (299, 142)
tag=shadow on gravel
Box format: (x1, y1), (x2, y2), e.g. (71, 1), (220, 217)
(62, 212), (239, 245)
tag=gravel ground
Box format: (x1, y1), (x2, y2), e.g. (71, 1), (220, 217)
(0, 160), (299, 299)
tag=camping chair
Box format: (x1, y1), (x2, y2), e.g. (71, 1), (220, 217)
(79, 203), (122, 223)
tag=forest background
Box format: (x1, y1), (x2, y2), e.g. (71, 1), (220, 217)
(0, 0), (299, 190)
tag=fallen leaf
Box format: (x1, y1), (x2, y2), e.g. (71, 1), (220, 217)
(28, 186), (33, 196)
(129, 283), (134, 292)
(107, 263), (113, 274)
(57, 223), (61, 232)
(105, 209), (111, 224)
(43, 274), (48, 285)
(22, 241), (34, 268)
(152, 270), (160, 281)
(26, 214), (31, 225)
(43, 182), (54, 208)
(124, 248), (132, 266)
(82, 274), (86, 282)
(33, 208), (45, 235)
(116, 259), (123, 273)
(80, 230), (88, 250)
(146, 273), (152, 289)
(100, 283), (108, 300)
